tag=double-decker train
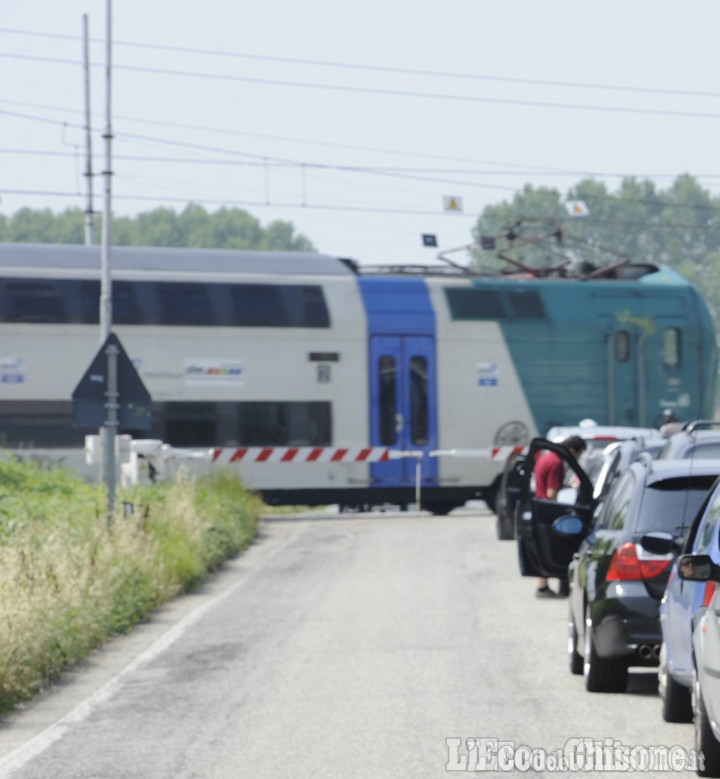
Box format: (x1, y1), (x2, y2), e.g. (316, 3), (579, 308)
(0, 242), (716, 513)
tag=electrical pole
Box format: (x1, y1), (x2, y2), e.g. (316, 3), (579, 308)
(100, 0), (112, 342)
(101, 0), (117, 520)
(82, 14), (95, 246)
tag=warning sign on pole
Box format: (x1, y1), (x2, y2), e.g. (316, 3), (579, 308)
(443, 196), (463, 212)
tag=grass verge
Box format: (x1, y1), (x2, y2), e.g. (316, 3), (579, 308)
(0, 457), (263, 713)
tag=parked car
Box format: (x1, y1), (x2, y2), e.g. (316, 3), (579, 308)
(657, 420), (720, 460)
(673, 554), (720, 775)
(575, 436), (666, 505)
(515, 437), (720, 693)
(652, 474), (720, 723)
(494, 422), (664, 540)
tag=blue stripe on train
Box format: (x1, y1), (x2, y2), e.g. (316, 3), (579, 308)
(357, 277), (438, 489)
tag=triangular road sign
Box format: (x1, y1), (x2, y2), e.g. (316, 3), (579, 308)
(72, 333), (152, 429)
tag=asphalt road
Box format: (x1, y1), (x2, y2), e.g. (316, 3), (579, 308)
(0, 506), (702, 778)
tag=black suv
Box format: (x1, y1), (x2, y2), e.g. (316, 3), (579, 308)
(515, 438), (720, 693)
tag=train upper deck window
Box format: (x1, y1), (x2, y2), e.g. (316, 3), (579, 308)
(2, 280), (64, 323)
(230, 284), (330, 327)
(445, 288), (506, 319)
(507, 291), (546, 319)
(298, 285), (331, 328)
(0, 278), (330, 328)
(663, 328), (681, 370)
(231, 284), (285, 326)
(157, 283), (214, 326)
(113, 281), (141, 324)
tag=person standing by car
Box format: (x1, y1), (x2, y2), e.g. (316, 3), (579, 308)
(660, 409), (683, 438)
(534, 435), (587, 598)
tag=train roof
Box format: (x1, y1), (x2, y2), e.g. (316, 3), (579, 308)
(0, 242), (693, 287)
(0, 242), (357, 277)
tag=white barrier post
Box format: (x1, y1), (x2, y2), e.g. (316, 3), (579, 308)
(388, 450), (424, 514)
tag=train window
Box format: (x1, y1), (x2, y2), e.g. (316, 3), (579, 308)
(163, 403), (217, 446)
(231, 285), (286, 326)
(0, 277), (329, 328)
(444, 288), (506, 319)
(507, 291), (546, 319)
(160, 401), (331, 447)
(2, 280), (64, 323)
(298, 285), (331, 327)
(230, 284), (330, 327)
(157, 283), (214, 326)
(409, 356), (429, 446)
(616, 331), (630, 362)
(0, 401), (83, 447)
(77, 281), (100, 323)
(235, 402), (331, 446)
(114, 281), (142, 325)
(663, 328), (681, 370)
(378, 355), (397, 446)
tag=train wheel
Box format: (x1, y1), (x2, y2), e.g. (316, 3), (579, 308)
(426, 502), (457, 516)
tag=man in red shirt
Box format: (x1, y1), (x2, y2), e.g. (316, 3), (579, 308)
(535, 435), (587, 598)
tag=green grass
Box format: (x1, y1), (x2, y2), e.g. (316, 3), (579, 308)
(0, 456), (263, 712)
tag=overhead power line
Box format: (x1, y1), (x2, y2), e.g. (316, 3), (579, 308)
(2, 25), (720, 101)
(1, 49), (720, 121)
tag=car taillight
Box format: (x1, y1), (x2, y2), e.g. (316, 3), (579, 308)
(703, 581), (718, 608)
(606, 542), (673, 581)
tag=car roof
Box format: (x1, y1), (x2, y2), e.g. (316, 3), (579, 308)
(545, 424), (663, 444)
(639, 458), (720, 485)
(669, 429), (720, 441)
(658, 426), (720, 457)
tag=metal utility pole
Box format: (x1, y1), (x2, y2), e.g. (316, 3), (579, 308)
(100, 0), (117, 520)
(100, 0), (113, 343)
(82, 14), (95, 246)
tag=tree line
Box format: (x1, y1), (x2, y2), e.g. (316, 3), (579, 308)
(0, 203), (315, 253)
(471, 174), (720, 325)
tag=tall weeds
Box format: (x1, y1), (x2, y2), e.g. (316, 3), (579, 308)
(0, 458), (262, 711)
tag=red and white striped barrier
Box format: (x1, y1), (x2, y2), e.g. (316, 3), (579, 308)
(211, 446), (394, 464)
(430, 446), (526, 460)
(211, 445), (524, 465)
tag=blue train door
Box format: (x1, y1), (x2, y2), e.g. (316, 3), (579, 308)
(369, 335), (438, 486)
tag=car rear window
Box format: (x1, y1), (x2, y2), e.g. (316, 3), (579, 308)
(637, 476), (719, 534)
(685, 444), (720, 459)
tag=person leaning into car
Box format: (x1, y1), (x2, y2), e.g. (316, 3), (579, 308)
(534, 435), (587, 599)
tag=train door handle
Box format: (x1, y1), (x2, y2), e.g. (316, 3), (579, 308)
(395, 413), (404, 432)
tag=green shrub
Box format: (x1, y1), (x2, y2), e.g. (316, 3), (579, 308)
(0, 457), (262, 711)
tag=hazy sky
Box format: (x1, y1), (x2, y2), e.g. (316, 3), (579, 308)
(2, 2), (719, 265)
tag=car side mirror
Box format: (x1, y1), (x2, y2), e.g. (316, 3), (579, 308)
(552, 515), (585, 536)
(678, 554), (720, 582)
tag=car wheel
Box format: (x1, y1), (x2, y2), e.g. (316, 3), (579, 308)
(659, 643), (692, 723)
(495, 508), (515, 540)
(583, 606), (628, 693)
(695, 675), (720, 777)
(494, 459), (518, 540)
(568, 613), (583, 675)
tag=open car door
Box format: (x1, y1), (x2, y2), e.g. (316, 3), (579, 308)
(515, 438), (595, 579)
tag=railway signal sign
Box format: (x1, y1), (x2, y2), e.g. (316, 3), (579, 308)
(443, 196), (463, 212)
(72, 332), (152, 430)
